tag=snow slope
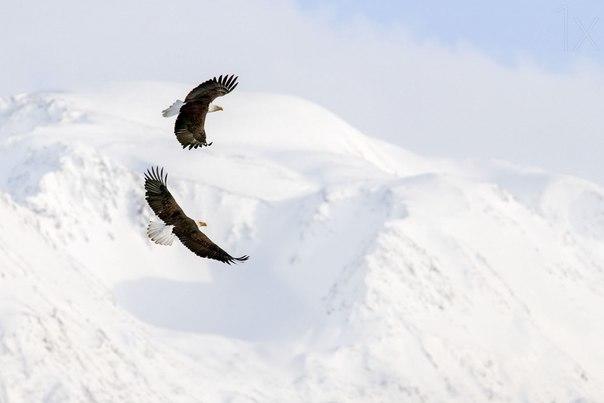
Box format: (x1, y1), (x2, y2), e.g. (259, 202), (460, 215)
(1, 83), (603, 402)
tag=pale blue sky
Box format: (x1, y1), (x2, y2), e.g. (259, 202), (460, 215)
(298, 0), (604, 69)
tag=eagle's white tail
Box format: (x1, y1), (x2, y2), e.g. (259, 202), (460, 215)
(147, 220), (176, 245)
(162, 99), (185, 117)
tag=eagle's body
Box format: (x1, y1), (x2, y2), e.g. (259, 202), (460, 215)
(144, 167), (249, 265)
(162, 75), (239, 149)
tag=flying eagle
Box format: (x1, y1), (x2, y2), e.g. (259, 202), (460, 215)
(144, 167), (249, 265)
(162, 74), (239, 149)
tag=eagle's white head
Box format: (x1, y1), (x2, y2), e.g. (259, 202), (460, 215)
(196, 220), (207, 229)
(208, 104), (223, 113)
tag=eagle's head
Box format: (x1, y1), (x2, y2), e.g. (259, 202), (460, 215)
(208, 104), (223, 113)
(196, 220), (208, 229)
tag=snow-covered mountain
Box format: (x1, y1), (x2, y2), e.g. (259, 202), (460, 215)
(1, 83), (603, 402)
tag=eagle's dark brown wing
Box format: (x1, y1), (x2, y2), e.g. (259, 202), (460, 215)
(184, 74), (239, 103)
(174, 226), (249, 265)
(144, 167), (188, 226)
(174, 102), (209, 149)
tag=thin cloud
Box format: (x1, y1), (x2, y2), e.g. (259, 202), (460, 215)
(1, 0), (602, 183)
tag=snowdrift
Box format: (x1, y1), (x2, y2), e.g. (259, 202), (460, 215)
(1, 83), (603, 402)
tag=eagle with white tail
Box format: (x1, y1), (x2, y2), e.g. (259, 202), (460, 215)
(144, 167), (249, 265)
(162, 74), (239, 149)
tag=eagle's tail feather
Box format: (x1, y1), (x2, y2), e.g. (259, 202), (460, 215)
(147, 220), (176, 245)
(162, 99), (185, 117)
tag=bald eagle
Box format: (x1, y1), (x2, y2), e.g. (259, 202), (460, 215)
(162, 75), (239, 149)
(144, 167), (249, 265)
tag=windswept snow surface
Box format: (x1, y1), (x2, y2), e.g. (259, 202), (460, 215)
(1, 83), (603, 402)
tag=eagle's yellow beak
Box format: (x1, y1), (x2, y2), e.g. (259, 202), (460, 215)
(197, 221), (207, 228)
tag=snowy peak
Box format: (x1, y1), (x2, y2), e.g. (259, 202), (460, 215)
(0, 84), (603, 402)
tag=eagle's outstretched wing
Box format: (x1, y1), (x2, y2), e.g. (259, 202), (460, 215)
(174, 102), (209, 149)
(184, 74), (239, 103)
(144, 167), (187, 225)
(174, 228), (249, 265)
